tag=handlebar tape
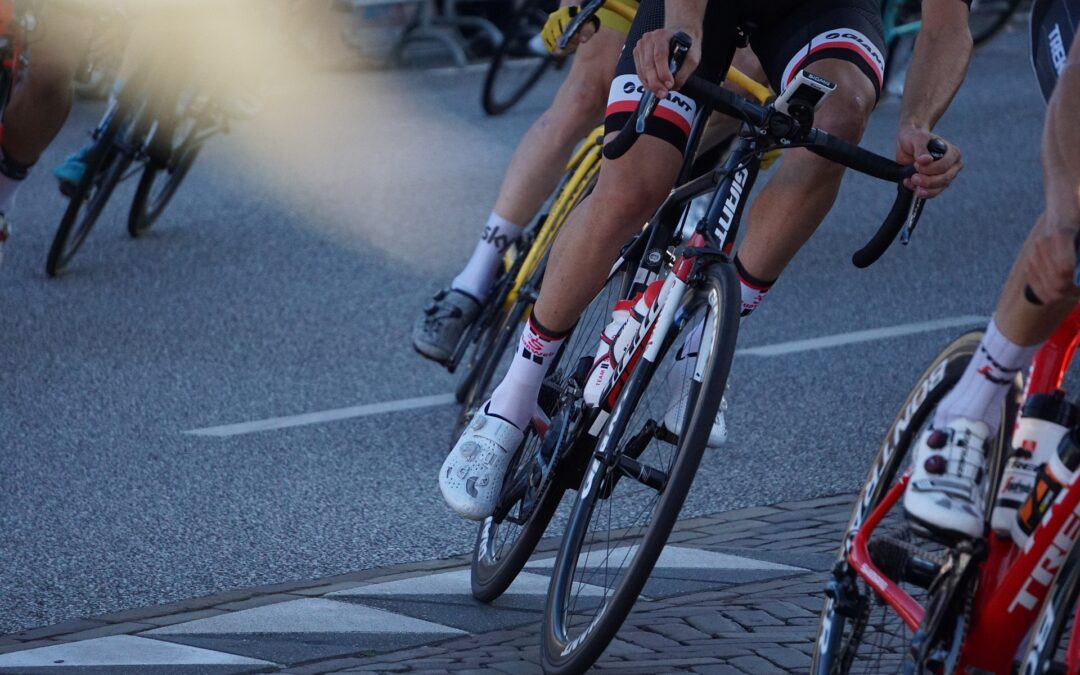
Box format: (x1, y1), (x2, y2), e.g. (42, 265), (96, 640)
(851, 185), (915, 269)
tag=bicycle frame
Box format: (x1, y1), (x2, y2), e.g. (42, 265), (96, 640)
(848, 303), (1080, 672)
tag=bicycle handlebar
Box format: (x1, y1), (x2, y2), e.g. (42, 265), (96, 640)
(557, 0), (606, 51)
(604, 60), (939, 268)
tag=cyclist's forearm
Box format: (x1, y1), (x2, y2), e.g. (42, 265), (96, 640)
(899, 25), (972, 131)
(1042, 63), (1080, 231)
(663, 0), (707, 37)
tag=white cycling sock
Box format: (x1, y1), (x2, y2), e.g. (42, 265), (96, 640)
(933, 317), (1040, 434)
(487, 316), (566, 430)
(452, 211), (524, 301)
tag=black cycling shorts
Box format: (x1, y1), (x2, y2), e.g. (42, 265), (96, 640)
(1031, 0), (1080, 101)
(605, 0), (886, 152)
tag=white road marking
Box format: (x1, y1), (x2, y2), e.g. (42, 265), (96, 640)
(734, 315), (986, 357)
(185, 393), (456, 437)
(147, 598), (465, 635)
(0, 635), (274, 666)
(524, 545), (804, 571)
(331, 570), (606, 597)
(184, 315), (985, 437)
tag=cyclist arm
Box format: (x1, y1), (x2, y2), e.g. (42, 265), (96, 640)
(895, 0), (973, 198)
(1027, 41), (1080, 304)
(635, 0), (708, 98)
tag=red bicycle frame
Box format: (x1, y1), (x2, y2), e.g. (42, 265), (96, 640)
(848, 304), (1080, 673)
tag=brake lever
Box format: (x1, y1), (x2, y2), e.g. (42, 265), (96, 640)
(899, 138), (947, 245)
(635, 32), (691, 134)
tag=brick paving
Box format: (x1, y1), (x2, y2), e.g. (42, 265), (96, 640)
(0, 494), (855, 674)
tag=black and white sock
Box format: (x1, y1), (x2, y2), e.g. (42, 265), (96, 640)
(452, 211), (524, 301)
(487, 315), (567, 430)
(735, 255), (775, 317)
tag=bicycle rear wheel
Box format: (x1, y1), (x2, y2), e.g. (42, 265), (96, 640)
(541, 261), (740, 674)
(481, 0), (558, 116)
(969, 0), (1022, 46)
(128, 107), (205, 237)
(811, 330), (1011, 673)
(471, 256), (635, 602)
(46, 122), (132, 277)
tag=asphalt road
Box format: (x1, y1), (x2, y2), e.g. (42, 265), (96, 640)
(0, 28), (1049, 634)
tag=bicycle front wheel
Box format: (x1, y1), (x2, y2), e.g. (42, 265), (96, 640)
(481, 0), (557, 116)
(811, 330), (1012, 673)
(47, 124), (132, 277)
(1020, 538), (1080, 674)
(541, 261), (740, 674)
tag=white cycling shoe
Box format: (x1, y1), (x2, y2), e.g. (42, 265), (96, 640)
(439, 404), (523, 520)
(903, 418), (991, 540)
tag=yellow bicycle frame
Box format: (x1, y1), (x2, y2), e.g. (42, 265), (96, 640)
(501, 0), (775, 310)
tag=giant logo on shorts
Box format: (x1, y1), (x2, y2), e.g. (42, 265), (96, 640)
(606, 74), (696, 135)
(781, 28), (885, 90)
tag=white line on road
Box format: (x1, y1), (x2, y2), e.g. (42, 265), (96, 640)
(734, 315), (986, 357)
(184, 315), (985, 437)
(185, 393), (457, 438)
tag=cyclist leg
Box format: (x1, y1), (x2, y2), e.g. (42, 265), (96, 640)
(0, 3), (92, 217)
(905, 26), (1080, 539)
(439, 0), (739, 519)
(731, 2), (885, 316)
(413, 25), (626, 364)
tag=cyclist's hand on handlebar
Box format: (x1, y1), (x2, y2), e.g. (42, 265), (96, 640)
(895, 126), (962, 199)
(633, 28), (701, 98)
(542, 5), (598, 55)
(1026, 224), (1080, 305)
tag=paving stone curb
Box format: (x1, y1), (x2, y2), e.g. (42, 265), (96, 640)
(1, 492), (856, 672)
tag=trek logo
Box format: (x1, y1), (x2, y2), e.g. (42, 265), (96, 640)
(1049, 24), (1068, 75)
(1009, 490), (1080, 612)
(714, 168), (749, 238)
(620, 81), (694, 114)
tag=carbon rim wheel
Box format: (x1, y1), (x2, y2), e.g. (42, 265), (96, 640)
(470, 258), (633, 602)
(811, 330), (1012, 674)
(541, 262), (740, 674)
(1019, 538), (1080, 674)
(46, 124), (132, 278)
(481, 0), (558, 116)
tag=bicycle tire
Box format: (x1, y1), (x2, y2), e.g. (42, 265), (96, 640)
(811, 329), (1013, 674)
(471, 256), (636, 602)
(969, 0), (1023, 46)
(46, 122), (131, 277)
(541, 261), (740, 674)
(128, 135), (201, 237)
(1020, 537), (1080, 674)
(481, 0), (557, 116)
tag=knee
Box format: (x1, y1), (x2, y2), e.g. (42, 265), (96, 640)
(805, 67), (875, 144)
(22, 61), (75, 111)
(586, 167), (669, 243)
(541, 75), (608, 140)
